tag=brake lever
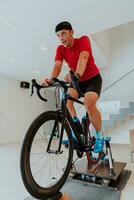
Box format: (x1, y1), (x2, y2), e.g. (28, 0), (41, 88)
(31, 84), (34, 96)
(31, 79), (36, 96)
(31, 79), (47, 102)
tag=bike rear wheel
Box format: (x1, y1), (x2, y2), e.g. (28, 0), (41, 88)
(20, 111), (73, 199)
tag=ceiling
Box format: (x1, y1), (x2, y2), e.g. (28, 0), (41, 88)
(0, 0), (134, 81)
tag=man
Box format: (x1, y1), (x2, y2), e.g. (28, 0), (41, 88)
(43, 21), (104, 152)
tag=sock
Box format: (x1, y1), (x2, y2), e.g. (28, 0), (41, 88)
(96, 131), (103, 139)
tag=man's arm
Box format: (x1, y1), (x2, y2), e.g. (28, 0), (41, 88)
(75, 51), (89, 78)
(50, 60), (62, 78)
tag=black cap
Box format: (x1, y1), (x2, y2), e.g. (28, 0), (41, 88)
(55, 21), (73, 33)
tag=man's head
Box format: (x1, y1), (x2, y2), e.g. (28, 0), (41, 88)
(55, 21), (74, 47)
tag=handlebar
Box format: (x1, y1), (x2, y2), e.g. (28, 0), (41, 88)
(31, 79), (47, 102)
(31, 71), (84, 102)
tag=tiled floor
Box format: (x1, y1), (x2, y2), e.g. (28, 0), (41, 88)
(0, 142), (133, 200)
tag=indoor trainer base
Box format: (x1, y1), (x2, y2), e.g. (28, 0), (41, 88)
(24, 159), (131, 200)
(24, 169), (131, 200)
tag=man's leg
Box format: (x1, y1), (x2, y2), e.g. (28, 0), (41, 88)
(84, 91), (104, 152)
(84, 91), (101, 131)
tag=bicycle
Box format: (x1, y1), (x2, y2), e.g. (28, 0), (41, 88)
(20, 70), (115, 199)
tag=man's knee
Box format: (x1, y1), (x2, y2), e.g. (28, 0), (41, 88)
(84, 92), (98, 111)
(84, 92), (98, 104)
(68, 88), (78, 98)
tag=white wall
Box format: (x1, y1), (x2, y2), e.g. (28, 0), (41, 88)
(91, 30), (110, 63)
(0, 74), (56, 144)
(100, 21), (134, 107)
(96, 22), (134, 144)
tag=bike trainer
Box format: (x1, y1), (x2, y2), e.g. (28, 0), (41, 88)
(24, 158), (131, 200)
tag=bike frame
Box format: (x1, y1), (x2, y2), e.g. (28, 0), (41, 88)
(61, 92), (88, 147)
(46, 90), (93, 156)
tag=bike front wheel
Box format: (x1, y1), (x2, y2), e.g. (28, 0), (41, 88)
(20, 111), (73, 199)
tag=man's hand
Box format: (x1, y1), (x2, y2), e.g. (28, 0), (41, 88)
(42, 78), (53, 86)
(64, 72), (81, 83)
(64, 73), (71, 82)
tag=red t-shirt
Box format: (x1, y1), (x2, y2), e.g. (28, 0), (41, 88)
(55, 36), (99, 81)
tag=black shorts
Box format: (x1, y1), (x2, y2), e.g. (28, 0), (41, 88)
(69, 73), (102, 97)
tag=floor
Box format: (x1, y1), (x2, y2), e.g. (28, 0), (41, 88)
(0, 142), (29, 200)
(0, 142), (134, 200)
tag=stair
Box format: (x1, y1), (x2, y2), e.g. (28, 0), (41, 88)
(102, 101), (134, 133)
